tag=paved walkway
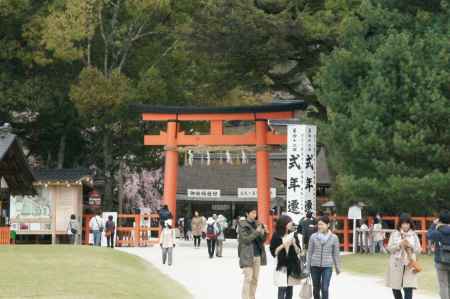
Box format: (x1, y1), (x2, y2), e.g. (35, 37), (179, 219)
(118, 241), (438, 299)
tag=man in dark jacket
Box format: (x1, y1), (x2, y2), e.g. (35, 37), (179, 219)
(428, 210), (450, 299)
(159, 205), (172, 227)
(238, 208), (268, 299)
(297, 211), (317, 249)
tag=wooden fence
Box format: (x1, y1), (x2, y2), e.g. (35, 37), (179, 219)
(82, 214), (161, 246)
(334, 216), (434, 252)
(0, 227), (10, 245)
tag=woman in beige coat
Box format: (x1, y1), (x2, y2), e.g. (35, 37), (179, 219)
(191, 211), (203, 248)
(386, 213), (421, 299)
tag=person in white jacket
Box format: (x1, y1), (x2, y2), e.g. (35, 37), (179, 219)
(160, 219), (176, 266)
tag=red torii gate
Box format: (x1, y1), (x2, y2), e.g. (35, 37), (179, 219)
(134, 102), (306, 228)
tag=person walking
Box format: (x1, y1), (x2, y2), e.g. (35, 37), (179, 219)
(191, 211), (203, 249)
(160, 219), (176, 266)
(216, 214), (228, 258)
(297, 211), (317, 250)
(386, 213), (422, 299)
(270, 215), (304, 299)
(105, 215), (116, 248)
(373, 217), (387, 253)
(306, 215), (341, 299)
(89, 211), (104, 246)
(239, 208), (268, 299)
(206, 217), (219, 258)
(67, 214), (79, 245)
(427, 210), (450, 299)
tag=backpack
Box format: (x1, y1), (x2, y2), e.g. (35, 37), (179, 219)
(206, 224), (217, 239)
(438, 241), (450, 265)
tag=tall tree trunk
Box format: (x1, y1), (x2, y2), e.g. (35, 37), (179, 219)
(103, 132), (114, 211)
(57, 133), (67, 169)
(46, 151), (52, 168)
(117, 160), (125, 214)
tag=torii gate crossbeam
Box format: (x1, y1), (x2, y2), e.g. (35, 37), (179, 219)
(133, 102), (306, 228)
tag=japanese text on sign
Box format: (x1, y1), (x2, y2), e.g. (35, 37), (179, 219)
(286, 125), (317, 224)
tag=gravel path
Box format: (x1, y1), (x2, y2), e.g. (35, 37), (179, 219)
(118, 242), (438, 299)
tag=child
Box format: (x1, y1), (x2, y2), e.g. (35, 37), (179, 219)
(160, 219), (176, 266)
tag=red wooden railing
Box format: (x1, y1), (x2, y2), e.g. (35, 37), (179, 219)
(333, 216), (434, 252)
(0, 227), (10, 245)
(82, 213), (161, 246)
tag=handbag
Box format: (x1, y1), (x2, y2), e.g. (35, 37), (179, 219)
(69, 222), (77, 235)
(402, 233), (422, 273)
(299, 277), (312, 299)
(405, 248), (422, 273)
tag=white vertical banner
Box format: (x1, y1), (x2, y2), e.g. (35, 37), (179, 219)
(303, 125), (317, 218)
(286, 125), (317, 224)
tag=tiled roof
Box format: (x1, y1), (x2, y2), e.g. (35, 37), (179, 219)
(0, 133), (15, 161)
(33, 168), (91, 182)
(0, 132), (35, 195)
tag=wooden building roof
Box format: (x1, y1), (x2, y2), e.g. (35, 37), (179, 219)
(0, 132), (35, 195)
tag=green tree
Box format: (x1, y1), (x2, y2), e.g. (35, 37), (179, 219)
(187, 0), (354, 119)
(317, 1), (450, 214)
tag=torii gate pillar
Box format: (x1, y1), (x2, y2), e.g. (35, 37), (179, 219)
(256, 120), (271, 227)
(163, 121), (179, 222)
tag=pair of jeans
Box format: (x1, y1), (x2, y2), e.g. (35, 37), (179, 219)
(93, 230), (102, 246)
(372, 240), (386, 253)
(206, 239), (216, 258)
(162, 247), (173, 265)
(392, 288), (413, 299)
(207, 239), (216, 258)
(194, 236), (201, 247)
(436, 263), (450, 299)
(311, 266), (333, 299)
(70, 233), (78, 245)
(278, 286), (293, 299)
(106, 233), (114, 248)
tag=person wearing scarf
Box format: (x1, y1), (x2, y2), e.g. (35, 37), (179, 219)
(386, 213), (422, 299)
(270, 215), (304, 299)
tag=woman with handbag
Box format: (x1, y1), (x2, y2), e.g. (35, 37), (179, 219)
(386, 213), (422, 299)
(270, 215), (304, 299)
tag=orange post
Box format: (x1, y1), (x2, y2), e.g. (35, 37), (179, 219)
(343, 218), (349, 252)
(420, 217), (427, 252)
(256, 120), (271, 230)
(163, 121), (179, 223)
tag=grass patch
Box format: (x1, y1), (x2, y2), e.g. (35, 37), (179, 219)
(342, 254), (438, 296)
(0, 245), (192, 299)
